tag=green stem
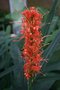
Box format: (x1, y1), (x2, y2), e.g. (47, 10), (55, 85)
(28, 80), (29, 90)
(27, 79), (32, 90)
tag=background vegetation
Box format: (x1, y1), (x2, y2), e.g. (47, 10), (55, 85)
(0, 0), (60, 90)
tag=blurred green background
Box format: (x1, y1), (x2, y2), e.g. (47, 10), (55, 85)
(0, 0), (60, 90)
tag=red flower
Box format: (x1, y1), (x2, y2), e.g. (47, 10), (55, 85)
(21, 7), (43, 80)
(31, 65), (42, 72)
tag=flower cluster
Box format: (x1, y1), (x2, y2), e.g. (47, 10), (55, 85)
(21, 7), (43, 80)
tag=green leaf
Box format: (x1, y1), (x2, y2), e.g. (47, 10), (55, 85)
(44, 30), (59, 44)
(6, 26), (11, 35)
(37, 7), (47, 15)
(0, 64), (20, 78)
(50, 80), (60, 90)
(32, 72), (60, 90)
(9, 43), (25, 89)
(42, 30), (60, 69)
(43, 49), (60, 72)
(42, 0), (58, 35)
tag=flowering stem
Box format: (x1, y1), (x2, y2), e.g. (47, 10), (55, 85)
(27, 79), (32, 90)
(21, 7), (43, 89)
(28, 80), (30, 90)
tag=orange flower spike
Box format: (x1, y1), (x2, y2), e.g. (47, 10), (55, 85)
(21, 7), (43, 80)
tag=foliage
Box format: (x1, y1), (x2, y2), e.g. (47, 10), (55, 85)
(0, 0), (60, 90)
